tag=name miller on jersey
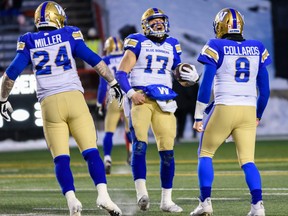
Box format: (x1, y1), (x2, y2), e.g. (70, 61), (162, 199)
(35, 34), (62, 48)
(223, 46), (260, 56)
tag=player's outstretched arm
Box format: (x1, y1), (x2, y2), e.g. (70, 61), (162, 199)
(94, 60), (115, 83)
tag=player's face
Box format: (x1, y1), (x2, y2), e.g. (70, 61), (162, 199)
(149, 18), (165, 32)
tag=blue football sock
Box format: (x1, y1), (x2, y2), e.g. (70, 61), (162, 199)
(159, 150), (175, 188)
(82, 148), (107, 185)
(54, 155), (75, 195)
(131, 141), (147, 180)
(242, 162), (262, 204)
(198, 157), (214, 201)
(103, 132), (113, 156)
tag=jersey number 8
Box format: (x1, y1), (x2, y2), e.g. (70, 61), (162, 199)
(235, 57), (250, 83)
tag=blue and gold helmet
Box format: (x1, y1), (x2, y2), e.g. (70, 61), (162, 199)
(103, 36), (123, 55)
(213, 8), (244, 39)
(141, 8), (170, 38)
(34, 1), (67, 30)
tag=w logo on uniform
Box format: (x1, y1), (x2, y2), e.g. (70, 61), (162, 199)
(157, 87), (169, 95)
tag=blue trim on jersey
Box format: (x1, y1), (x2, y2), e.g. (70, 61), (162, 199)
(116, 71), (132, 93)
(197, 64), (216, 104)
(256, 66), (270, 119)
(6, 53), (30, 80)
(75, 41), (102, 67)
(97, 77), (108, 104)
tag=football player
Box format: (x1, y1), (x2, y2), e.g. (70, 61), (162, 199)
(190, 8), (270, 216)
(115, 8), (199, 212)
(96, 36), (132, 174)
(0, 1), (123, 216)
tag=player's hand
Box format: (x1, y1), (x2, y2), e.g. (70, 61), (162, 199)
(193, 120), (204, 132)
(0, 100), (13, 122)
(96, 102), (104, 117)
(256, 118), (260, 127)
(180, 64), (199, 84)
(109, 83), (123, 107)
(131, 92), (145, 105)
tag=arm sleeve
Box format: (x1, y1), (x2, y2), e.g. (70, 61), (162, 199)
(194, 64), (216, 120)
(97, 77), (108, 104)
(256, 66), (270, 119)
(5, 53), (30, 80)
(74, 40), (102, 67)
(197, 64), (216, 104)
(116, 71), (132, 93)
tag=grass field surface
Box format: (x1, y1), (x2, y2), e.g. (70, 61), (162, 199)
(0, 139), (287, 215)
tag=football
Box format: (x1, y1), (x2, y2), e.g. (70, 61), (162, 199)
(173, 63), (193, 87)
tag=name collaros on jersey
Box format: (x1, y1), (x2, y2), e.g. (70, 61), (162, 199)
(223, 46), (260, 56)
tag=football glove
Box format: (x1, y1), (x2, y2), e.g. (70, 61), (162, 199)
(109, 83), (123, 107)
(179, 64), (199, 84)
(96, 102), (104, 117)
(0, 100), (13, 122)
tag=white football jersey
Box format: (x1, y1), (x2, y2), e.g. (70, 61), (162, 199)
(124, 33), (182, 89)
(17, 26), (85, 102)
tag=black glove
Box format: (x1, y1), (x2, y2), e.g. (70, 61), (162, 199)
(0, 100), (13, 122)
(109, 83), (124, 107)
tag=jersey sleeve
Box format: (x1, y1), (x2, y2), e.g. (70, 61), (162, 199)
(16, 33), (32, 60)
(69, 27), (102, 67)
(197, 39), (219, 67)
(166, 37), (182, 70)
(258, 41), (272, 68)
(123, 33), (142, 58)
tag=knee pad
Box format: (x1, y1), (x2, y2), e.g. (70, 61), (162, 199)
(133, 141), (147, 156)
(159, 150), (174, 165)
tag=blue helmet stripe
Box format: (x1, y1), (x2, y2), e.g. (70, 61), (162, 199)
(40, 2), (49, 22)
(229, 8), (237, 29)
(152, 8), (159, 13)
(113, 37), (118, 52)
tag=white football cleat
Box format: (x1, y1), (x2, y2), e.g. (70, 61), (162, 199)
(190, 197), (213, 216)
(67, 197), (82, 216)
(96, 196), (122, 216)
(247, 201), (265, 216)
(137, 195), (150, 211)
(160, 201), (183, 212)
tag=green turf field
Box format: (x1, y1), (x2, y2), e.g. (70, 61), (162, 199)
(0, 139), (287, 215)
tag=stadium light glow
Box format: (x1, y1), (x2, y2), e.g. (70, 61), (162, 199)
(11, 109), (30, 121)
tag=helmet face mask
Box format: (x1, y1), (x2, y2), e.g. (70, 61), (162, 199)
(141, 8), (170, 38)
(213, 8), (244, 39)
(103, 37), (123, 55)
(34, 1), (67, 30)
